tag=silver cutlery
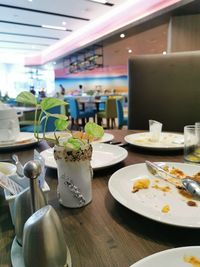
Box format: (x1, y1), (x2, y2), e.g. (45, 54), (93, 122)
(145, 160), (200, 198)
(12, 154), (24, 178)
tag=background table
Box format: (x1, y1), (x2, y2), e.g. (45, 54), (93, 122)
(0, 130), (200, 267)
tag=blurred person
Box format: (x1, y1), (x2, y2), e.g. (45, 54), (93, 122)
(30, 86), (36, 95)
(59, 84), (65, 95)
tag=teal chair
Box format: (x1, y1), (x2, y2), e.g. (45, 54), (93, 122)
(69, 98), (96, 129)
(116, 99), (128, 129)
(20, 106), (63, 132)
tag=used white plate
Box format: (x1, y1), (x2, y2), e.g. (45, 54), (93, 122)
(130, 246), (200, 267)
(0, 132), (37, 150)
(124, 132), (184, 150)
(91, 133), (114, 144)
(108, 162), (200, 228)
(40, 143), (128, 170)
(44, 132), (114, 144)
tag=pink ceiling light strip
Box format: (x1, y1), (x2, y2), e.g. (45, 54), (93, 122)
(25, 0), (181, 66)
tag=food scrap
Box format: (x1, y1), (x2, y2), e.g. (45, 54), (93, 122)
(161, 204), (170, 213)
(132, 178), (150, 193)
(187, 201), (197, 207)
(152, 184), (171, 192)
(184, 255), (200, 267)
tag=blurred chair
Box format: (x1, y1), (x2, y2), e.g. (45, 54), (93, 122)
(19, 110), (39, 128)
(20, 106), (64, 132)
(128, 52), (200, 132)
(97, 98), (117, 129)
(6, 98), (17, 106)
(98, 95), (108, 111)
(69, 98), (96, 129)
(116, 99), (128, 129)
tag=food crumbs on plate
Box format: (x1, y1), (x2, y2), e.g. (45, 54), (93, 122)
(169, 167), (185, 178)
(161, 205), (170, 213)
(132, 178), (150, 193)
(187, 201), (197, 207)
(178, 189), (193, 199)
(184, 255), (200, 267)
(152, 184), (171, 192)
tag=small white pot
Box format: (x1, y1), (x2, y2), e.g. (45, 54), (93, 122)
(54, 144), (93, 208)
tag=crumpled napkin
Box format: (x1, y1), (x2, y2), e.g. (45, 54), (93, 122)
(149, 120), (163, 142)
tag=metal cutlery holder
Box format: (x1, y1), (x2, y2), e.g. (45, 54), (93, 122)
(11, 160), (72, 267)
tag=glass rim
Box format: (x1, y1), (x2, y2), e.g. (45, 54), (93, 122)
(184, 124), (200, 129)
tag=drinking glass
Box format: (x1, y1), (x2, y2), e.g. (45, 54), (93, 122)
(184, 124), (200, 163)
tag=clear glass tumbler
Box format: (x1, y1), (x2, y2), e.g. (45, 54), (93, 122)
(184, 124), (200, 163)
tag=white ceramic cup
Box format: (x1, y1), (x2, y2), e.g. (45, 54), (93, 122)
(0, 109), (20, 144)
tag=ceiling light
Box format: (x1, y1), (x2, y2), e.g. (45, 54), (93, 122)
(28, 0), (33, 2)
(163, 51), (167, 55)
(120, 33), (125, 38)
(42, 25), (66, 31)
(128, 49), (132, 53)
(62, 21), (66, 26)
(89, 0), (107, 4)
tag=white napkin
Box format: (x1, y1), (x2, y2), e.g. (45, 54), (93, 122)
(149, 120), (162, 142)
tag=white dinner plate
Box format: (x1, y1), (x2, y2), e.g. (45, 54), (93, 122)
(91, 133), (114, 144)
(130, 246), (200, 267)
(40, 143), (128, 170)
(0, 132), (37, 150)
(108, 162), (200, 228)
(124, 132), (184, 150)
(44, 132), (114, 144)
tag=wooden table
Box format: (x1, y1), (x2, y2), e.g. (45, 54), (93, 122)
(0, 130), (200, 267)
(79, 99), (105, 112)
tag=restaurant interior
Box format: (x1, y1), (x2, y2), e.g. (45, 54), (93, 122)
(1, 0), (200, 266)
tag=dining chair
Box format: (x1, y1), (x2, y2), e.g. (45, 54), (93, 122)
(69, 97), (96, 129)
(116, 98), (128, 129)
(98, 95), (108, 111)
(20, 106), (64, 132)
(97, 98), (117, 129)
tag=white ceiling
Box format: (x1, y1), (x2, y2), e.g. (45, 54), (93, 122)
(0, 0), (197, 65)
(0, 0), (125, 56)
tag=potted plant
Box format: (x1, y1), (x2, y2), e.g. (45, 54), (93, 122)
(16, 92), (104, 208)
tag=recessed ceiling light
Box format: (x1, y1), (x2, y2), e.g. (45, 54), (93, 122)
(128, 49), (132, 53)
(42, 25), (66, 31)
(120, 33), (125, 38)
(62, 21), (66, 26)
(163, 51), (167, 55)
(28, 0), (33, 2)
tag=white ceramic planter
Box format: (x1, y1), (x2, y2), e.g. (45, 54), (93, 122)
(54, 144), (93, 208)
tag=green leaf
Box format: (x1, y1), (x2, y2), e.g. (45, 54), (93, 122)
(55, 118), (69, 131)
(84, 122), (104, 138)
(41, 98), (66, 111)
(47, 113), (68, 120)
(65, 138), (83, 150)
(16, 92), (37, 106)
